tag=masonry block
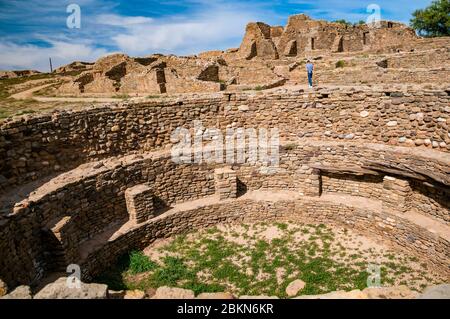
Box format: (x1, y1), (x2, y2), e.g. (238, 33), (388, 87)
(382, 176), (412, 213)
(214, 168), (237, 200)
(125, 184), (155, 223)
(304, 168), (322, 197)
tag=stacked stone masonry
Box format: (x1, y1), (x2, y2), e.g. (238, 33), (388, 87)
(382, 176), (412, 213)
(214, 168), (237, 200)
(125, 184), (155, 224)
(0, 88), (449, 193)
(0, 90), (448, 291)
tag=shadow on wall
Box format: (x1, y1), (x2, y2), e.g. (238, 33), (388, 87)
(153, 195), (173, 215)
(237, 178), (248, 197)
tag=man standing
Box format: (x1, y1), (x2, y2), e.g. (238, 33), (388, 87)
(306, 60), (314, 88)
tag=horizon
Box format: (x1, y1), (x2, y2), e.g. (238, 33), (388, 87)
(0, 0), (434, 72)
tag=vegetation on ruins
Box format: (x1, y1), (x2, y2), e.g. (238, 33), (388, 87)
(335, 60), (346, 68)
(334, 19), (366, 27)
(410, 0), (450, 37)
(96, 222), (443, 297)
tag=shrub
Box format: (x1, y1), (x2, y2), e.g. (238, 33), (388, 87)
(335, 60), (346, 68)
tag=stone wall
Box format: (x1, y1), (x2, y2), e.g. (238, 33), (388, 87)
(1, 88), (448, 194)
(321, 173), (384, 199)
(1, 140), (448, 288)
(80, 196), (449, 282)
(411, 180), (450, 224)
(239, 14), (418, 59)
(0, 153), (216, 287)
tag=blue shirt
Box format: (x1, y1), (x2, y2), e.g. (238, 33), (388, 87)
(306, 63), (314, 73)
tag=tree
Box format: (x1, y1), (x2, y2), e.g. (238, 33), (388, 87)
(334, 19), (366, 27)
(334, 19), (353, 27)
(410, 0), (450, 37)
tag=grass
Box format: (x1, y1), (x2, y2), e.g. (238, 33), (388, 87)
(0, 73), (90, 120)
(95, 222), (442, 297)
(254, 85), (264, 91)
(128, 251), (158, 274)
(335, 60), (346, 68)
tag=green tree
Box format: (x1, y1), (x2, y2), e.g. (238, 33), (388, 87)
(410, 0), (450, 37)
(334, 19), (353, 27)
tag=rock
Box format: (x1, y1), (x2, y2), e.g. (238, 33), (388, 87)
(239, 295), (279, 299)
(294, 289), (367, 299)
(432, 141), (439, 148)
(238, 105), (249, 111)
(0, 279), (7, 297)
(111, 125), (121, 132)
(286, 279), (306, 297)
(345, 133), (355, 140)
(1, 285), (32, 299)
(418, 284), (450, 299)
(363, 286), (418, 299)
(152, 287), (195, 299)
(424, 139), (431, 146)
(414, 139), (424, 146)
(33, 277), (108, 299)
(398, 137), (406, 143)
(196, 292), (234, 299)
(439, 142), (447, 148)
(360, 111), (369, 118)
(124, 289), (146, 299)
(387, 121), (397, 127)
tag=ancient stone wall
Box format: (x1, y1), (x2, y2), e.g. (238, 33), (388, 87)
(1, 139), (448, 288)
(0, 153), (218, 286)
(321, 173), (384, 199)
(1, 88), (448, 194)
(238, 14), (418, 59)
(410, 180), (450, 224)
(80, 196), (449, 282)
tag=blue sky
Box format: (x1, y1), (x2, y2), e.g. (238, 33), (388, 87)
(0, 0), (433, 71)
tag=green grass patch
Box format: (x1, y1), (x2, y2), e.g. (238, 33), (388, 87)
(128, 251), (158, 274)
(95, 222), (442, 297)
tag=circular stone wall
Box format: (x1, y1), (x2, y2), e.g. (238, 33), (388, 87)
(0, 89), (448, 289)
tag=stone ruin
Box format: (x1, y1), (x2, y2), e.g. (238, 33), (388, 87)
(55, 14), (429, 96)
(58, 53), (223, 95)
(0, 86), (449, 298)
(0, 14), (449, 299)
(238, 14), (418, 59)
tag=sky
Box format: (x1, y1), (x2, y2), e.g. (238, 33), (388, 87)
(0, 0), (433, 71)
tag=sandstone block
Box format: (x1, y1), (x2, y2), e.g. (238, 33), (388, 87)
(34, 277), (107, 299)
(125, 184), (155, 224)
(152, 287), (195, 299)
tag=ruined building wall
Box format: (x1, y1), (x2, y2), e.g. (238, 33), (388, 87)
(0, 88), (448, 194)
(238, 14), (418, 60)
(0, 140), (449, 288)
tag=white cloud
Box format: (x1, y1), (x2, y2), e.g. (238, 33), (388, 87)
(0, 40), (109, 72)
(97, 10), (259, 56)
(96, 14), (154, 26)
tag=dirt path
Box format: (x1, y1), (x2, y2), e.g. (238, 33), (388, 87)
(10, 84), (124, 103)
(10, 83), (55, 100)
